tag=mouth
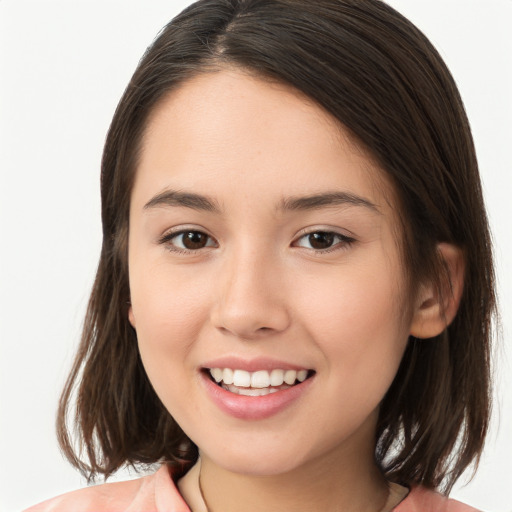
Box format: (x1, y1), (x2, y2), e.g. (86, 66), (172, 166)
(203, 367), (315, 397)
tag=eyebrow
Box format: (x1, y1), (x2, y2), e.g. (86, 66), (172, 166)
(144, 190), (221, 213)
(143, 189), (380, 215)
(279, 192), (380, 214)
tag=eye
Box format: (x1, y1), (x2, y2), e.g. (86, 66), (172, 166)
(160, 230), (217, 252)
(294, 231), (354, 251)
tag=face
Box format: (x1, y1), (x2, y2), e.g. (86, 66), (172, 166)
(128, 69), (414, 477)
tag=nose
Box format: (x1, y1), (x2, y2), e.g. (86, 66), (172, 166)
(210, 247), (291, 340)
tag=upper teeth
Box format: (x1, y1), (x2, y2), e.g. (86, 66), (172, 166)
(209, 368), (308, 388)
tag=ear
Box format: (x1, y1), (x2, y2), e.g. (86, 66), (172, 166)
(128, 304), (136, 329)
(410, 243), (465, 339)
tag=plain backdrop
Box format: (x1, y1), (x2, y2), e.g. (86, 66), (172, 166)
(1, 1), (511, 511)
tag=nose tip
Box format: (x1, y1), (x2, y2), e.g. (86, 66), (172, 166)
(215, 308), (289, 340)
(210, 264), (291, 340)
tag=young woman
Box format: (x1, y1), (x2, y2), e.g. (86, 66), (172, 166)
(25, 1), (496, 510)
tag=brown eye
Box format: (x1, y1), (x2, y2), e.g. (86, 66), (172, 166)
(181, 231), (210, 249)
(163, 230), (216, 251)
(295, 231), (355, 252)
(308, 232), (335, 249)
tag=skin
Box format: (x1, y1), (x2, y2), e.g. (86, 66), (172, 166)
(127, 69), (462, 512)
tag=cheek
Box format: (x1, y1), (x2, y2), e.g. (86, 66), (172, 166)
(298, 257), (409, 384)
(129, 261), (209, 375)
(131, 256), (205, 322)
(130, 273), (208, 420)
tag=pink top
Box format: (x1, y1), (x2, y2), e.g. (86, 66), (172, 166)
(24, 464), (480, 512)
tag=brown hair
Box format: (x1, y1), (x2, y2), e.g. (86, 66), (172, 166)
(57, 0), (496, 493)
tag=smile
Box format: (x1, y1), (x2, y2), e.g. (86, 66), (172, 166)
(200, 363), (315, 420)
(207, 368), (312, 396)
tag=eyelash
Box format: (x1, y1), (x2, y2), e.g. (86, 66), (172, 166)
(293, 230), (356, 253)
(158, 229), (218, 255)
(158, 229), (356, 255)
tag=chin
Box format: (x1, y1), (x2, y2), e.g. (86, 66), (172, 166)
(201, 441), (310, 477)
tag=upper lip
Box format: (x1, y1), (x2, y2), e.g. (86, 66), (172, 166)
(201, 356), (312, 372)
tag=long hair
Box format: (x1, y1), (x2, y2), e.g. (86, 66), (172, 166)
(57, 0), (495, 493)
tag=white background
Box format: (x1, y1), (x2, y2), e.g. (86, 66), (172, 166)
(0, 1), (511, 511)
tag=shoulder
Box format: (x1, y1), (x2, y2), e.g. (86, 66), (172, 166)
(395, 486), (482, 512)
(23, 477), (146, 512)
(23, 464), (191, 512)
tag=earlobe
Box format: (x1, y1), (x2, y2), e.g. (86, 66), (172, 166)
(128, 305), (136, 329)
(410, 243), (465, 339)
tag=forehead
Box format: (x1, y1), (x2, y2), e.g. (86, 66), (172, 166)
(134, 69), (397, 217)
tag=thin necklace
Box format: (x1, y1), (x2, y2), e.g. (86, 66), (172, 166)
(198, 471), (212, 512)
(197, 471), (397, 512)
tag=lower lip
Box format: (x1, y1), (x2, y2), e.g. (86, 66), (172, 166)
(201, 372), (314, 420)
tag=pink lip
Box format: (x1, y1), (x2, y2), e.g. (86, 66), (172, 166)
(201, 356), (309, 372)
(200, 371), (314, 420)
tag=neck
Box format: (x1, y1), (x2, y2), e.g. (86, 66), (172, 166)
(195, 444), (389, 512)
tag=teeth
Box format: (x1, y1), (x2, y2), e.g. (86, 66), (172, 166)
(270, 369), (284, 386)
(208, 367), (310, 390)
(222, 368), (234, 385)
(211, 368), (223, 383)
(284, 370), (297, 385)
(233, 369), (251, 387)
(251, 370), (270, 388)
(224, 384), (291, 396)
(297, 369), (308, 382)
